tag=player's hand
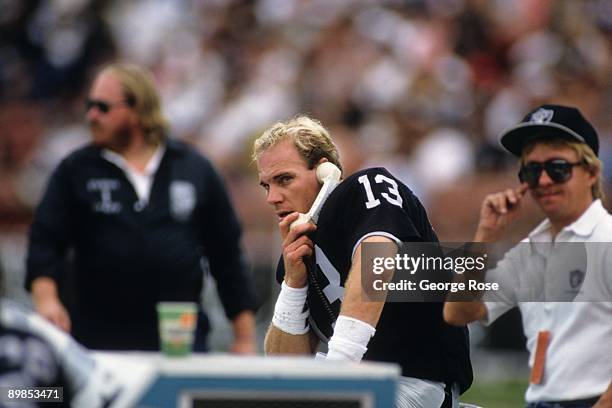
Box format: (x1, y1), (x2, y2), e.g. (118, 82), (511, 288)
(475, 184), (528, 242)
(31, 277), (71, 332)
(34, 296), (71, 332)
(279, 212), (316, 288)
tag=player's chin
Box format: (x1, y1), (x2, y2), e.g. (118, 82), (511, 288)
(537, 196), (564, 215)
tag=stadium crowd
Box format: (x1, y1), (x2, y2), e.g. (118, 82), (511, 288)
(0, 0), (611, 344)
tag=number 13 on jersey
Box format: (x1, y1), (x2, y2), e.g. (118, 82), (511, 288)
(358, 174), (403, 209)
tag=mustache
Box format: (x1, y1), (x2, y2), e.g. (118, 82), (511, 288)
(533, 188), (560, 196)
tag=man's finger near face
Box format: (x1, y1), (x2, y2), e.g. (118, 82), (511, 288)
(284, 232), (313, 262)
(286, 244), (312, 264)
(283, 221), (316, 243)
(279, 212), (299, 234)
(285, 235), (313, 252)
(280, 212), (299, 224)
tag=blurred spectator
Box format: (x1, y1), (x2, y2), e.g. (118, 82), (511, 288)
(0, 0), (115, 100)
(444, 104), (612, 407)
(0, 103), (44, 225)
(0, 0), (609, 353)
(25, 62), (257, 352)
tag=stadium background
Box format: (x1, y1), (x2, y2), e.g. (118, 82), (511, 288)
(0, 0), (610, 406)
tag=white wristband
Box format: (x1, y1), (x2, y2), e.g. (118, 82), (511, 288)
(271, 281), (309, 335)
(326, 315), (376, 362)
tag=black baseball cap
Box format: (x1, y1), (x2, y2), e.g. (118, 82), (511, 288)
(499, 104), (599, 157)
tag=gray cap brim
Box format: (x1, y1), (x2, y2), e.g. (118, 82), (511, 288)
(499, 122), (587, 156)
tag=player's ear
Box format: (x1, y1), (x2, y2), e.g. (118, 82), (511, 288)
(586, 164), (599, 188)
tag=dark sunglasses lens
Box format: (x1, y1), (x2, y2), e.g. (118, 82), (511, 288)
(85, 100), (110, 113)
(519, 164), (542, 187)
(519, 160), (576, 187)
(545, 161), (572, 183)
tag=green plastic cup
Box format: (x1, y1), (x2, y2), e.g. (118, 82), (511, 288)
(156, 302), (197, 357)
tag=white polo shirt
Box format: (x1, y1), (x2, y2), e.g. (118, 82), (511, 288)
(482, 199), (612, 402)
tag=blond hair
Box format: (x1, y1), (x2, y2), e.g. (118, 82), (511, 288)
(520, 138), (605, 202)
(253, 115), (342, 171)
(100, 62), (169, 145)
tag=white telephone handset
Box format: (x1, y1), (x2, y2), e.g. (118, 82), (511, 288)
(290, 162), (341, 229)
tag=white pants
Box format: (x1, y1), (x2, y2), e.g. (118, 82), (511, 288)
(396, 376), (459, 408)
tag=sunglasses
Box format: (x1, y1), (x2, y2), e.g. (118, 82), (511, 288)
(518, 159), (584, 188)
(85, 98), (129, 114)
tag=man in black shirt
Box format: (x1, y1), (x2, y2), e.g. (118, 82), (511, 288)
(253, 116), (472, 407)
(26, 63), (257, 352)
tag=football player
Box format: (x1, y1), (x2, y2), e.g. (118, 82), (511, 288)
(254, 116), (472, 408)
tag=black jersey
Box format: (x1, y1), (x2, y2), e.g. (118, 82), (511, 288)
(276, 167), (472, 392)
(26, 138), (256, 350)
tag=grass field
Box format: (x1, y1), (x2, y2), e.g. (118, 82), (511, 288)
(461, 379), (528, 408)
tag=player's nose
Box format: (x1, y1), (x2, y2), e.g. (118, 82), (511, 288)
(537, 169), (554, 187)
(266, 186), (283, 205)
(86, 106), (101, 122)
